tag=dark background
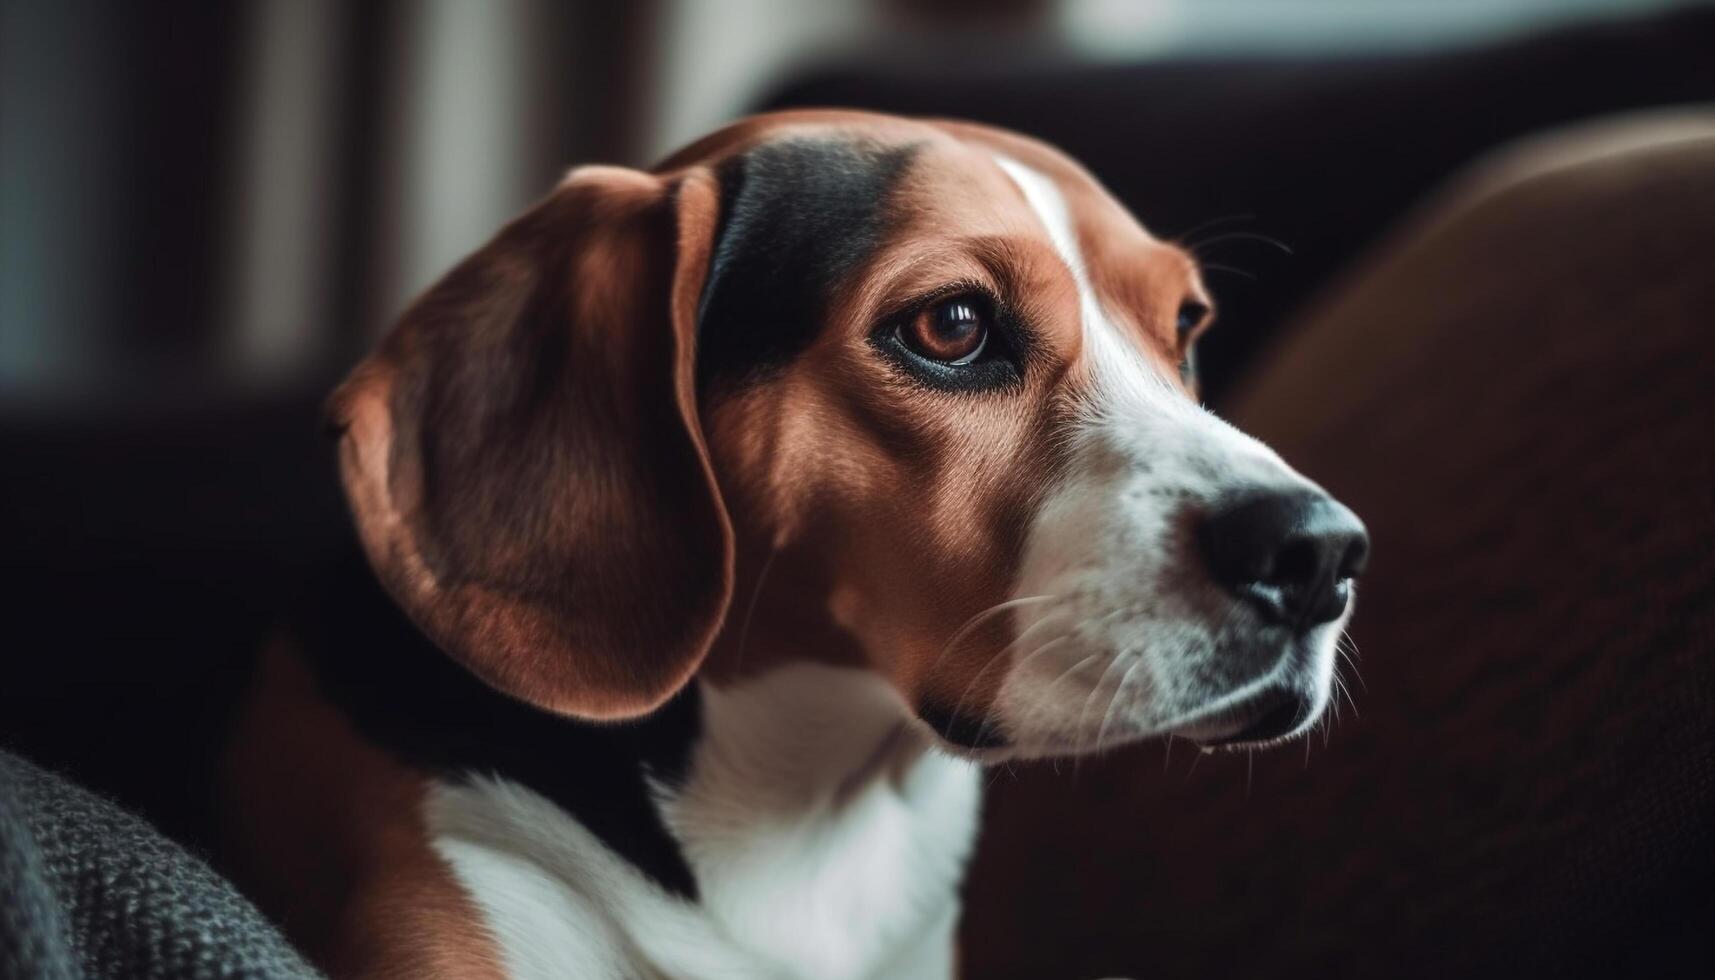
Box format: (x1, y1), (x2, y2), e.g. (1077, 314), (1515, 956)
(3, 1), (1712, 976)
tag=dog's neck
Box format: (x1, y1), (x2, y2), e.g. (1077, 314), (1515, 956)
(298, 547), (973, 846)
(656, 661), (982, 978)
(300, 547), (981, 977)
(674, 542), (976, 857)
(673, 661), (942, 820)
(418, 660), (980, 979)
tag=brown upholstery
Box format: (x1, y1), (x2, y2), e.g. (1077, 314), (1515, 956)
(961, 113), (1715, 980)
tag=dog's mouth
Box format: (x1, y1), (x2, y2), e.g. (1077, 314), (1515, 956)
(1169, 685), (1312, 750)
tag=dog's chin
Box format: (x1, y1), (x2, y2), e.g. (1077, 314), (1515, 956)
(1164, 682), (1322, 751)
(1166, 626), (1339, 751)
(959, 622), (1340, 762)
(1154, 632), (1334, 752)
(922, 687), (1324, 765)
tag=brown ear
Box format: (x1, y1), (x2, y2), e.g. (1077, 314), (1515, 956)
(326, 166), (732, 720)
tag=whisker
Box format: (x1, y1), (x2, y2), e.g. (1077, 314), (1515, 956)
(733, 547), (779, 674)
(998, 646), (1102, 773)
(1339, 630), (1368, 692)
(1344, 661), (1367, 694)
(1075, 656), (1128, 744)
(1200, 262), (1257, 281)
(964, 634), (1079, 748)
(929, 594), (1060, 678)
(1176, 212), (1256, 248)
(1330, 664), (1359, 721)
(1072, 654), (1133, 776)
(1000, 606), (1132, 758)
(1163, 734), (1175, 773)
(1340, 628), (1363, 658)
(1191, 230), (1295, 255)
(1018, 633), (1081, 673)
(1096, 660), (1143, 756)
(1042, 651), (1108, 693)
(1080, 649), (1138, 730)
(957, 604), (1135, 752)
(946, 621), (1072, 743)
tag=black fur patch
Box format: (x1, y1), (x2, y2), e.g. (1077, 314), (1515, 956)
(696, 137), (917, 386)
(288, 141), (918, 901)
(916, 702), (1010, 752)
(291, 542), (703, 899)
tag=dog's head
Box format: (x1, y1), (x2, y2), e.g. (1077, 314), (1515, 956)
(328, 110), (1367, 759)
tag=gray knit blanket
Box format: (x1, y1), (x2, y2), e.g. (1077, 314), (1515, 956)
(0, 750), (321, 980)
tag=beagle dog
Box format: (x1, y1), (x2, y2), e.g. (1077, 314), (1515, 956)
(221, 109), (1367, 980)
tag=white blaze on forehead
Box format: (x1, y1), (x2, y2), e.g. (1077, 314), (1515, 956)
(990, 156), (1112, 365)
(990, 154), (1190, 415)
(991, 156), (1091, 288)
(983, 153), (1338, 756)
(989, 150), (1297, 474)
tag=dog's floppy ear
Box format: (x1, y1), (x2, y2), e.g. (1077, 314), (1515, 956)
(326, 166), (732, 720)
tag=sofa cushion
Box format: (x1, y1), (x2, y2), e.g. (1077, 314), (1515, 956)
(960, 111), (1715, 980)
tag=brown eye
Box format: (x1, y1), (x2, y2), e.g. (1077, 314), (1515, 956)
(901, 298), (988, 364)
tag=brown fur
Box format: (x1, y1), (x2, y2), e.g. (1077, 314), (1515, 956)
(325, 167), (733, 721)
(689, 115), (1210, 722)
(222, 642), (506, 980)
(231, 109), (1217, 977)
(327, 108), (1210, 723)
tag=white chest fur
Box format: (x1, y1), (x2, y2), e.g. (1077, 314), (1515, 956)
(426, 664), (983, 980)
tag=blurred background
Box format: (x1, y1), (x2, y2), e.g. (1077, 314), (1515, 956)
(2, 1), (1712, 978)
(3, 0), (1710, 406)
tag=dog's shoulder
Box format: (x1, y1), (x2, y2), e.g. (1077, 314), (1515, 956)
(288, 549), (704, 897)
(223, 551), (980, 979)
(220, 549), (709, 975)
(220, 635), (510, 978)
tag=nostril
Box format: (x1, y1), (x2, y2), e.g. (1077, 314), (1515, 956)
(1199, 490), (1369, 631)
(1338, 535), (1370, 581)
(1268, 536), (1322, 587)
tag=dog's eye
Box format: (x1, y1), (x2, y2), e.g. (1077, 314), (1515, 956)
(1176, 300), (1209, 338)
(876, 289), (1024, 393)
(900, 298), (988, 365)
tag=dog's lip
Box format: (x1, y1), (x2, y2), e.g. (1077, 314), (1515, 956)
(1168, 685), (1309, 750)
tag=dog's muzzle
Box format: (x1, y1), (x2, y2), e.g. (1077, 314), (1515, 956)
(1181, 488), (1369, 746)
(1198, 488), (1370, 634)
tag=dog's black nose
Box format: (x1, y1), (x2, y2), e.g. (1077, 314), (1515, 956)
(1199, 490), (1369, 631)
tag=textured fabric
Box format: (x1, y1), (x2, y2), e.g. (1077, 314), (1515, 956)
(961, 114), (1715, 979)
(0, 762), (77, 980)
(0, 751), (321, 980)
